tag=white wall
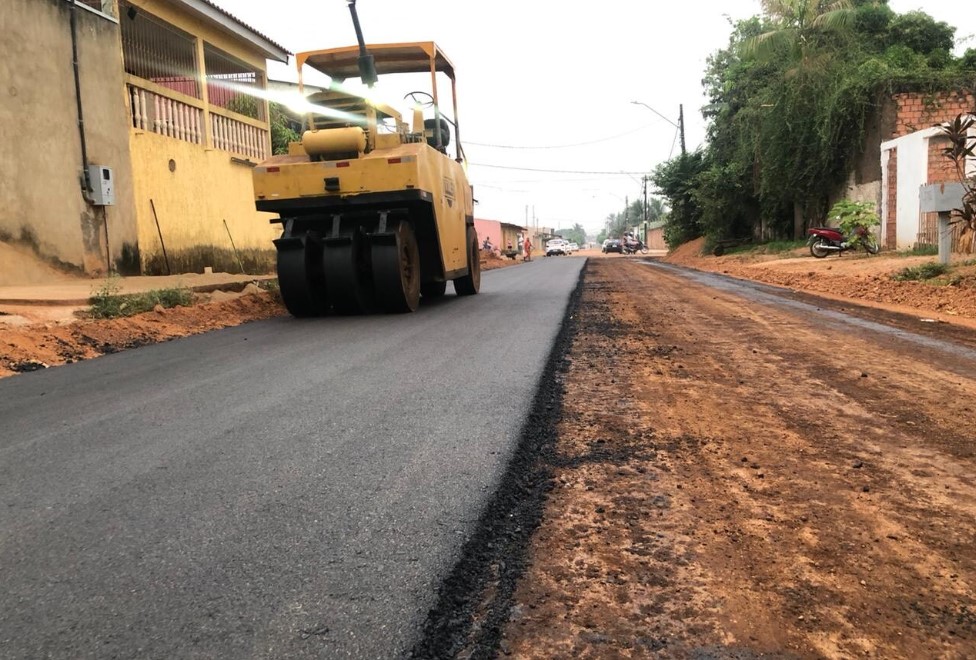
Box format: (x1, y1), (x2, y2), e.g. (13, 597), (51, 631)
(881, 126), (942, 250)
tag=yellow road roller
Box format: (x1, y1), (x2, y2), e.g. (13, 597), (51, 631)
(252, 39), (479, 315)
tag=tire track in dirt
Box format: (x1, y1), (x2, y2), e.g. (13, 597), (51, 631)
(502, 259), (976, 659)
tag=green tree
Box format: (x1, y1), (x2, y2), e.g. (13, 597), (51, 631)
(270, 103), (300, 156)
(744, 0), (856, 65)
(225, 94), (259, 119)
(652, 151), (706, 249)
(652, 3), (973, 248)
(885, 11), (955, 54)
(555, 223), (586, 246)
(961, 48), (976, 70)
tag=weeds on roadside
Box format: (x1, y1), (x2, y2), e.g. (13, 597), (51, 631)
(891, 262), (950, 282)
(255, 278), (280, 303)
(902, 244), (940, 257)
(89, 277), (193, 319)
(763, 240), (807, 254)
(723, 239), (806, 256)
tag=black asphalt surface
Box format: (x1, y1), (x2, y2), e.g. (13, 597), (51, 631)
(0, 256), (584, 659)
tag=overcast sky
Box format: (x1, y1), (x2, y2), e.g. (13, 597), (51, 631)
(215, 1), (975, 235)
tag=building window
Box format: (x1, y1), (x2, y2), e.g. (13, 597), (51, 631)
(204, 45), (265, 120)
(75, 0), (116, 17)
(119, 1), (200, 99)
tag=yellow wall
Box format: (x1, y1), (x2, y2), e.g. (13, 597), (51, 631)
(0, 0), (139, 276)
(129, 130), (278, 273)
(122, 0), (280, 273)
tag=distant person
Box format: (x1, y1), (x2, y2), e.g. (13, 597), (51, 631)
(523, 236), (533, 262)
(482, 236), (492, 252)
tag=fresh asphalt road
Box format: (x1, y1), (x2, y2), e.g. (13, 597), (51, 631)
(0, 256), (584, 659)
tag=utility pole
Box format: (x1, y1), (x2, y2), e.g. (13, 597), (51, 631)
(624, 196), (629, 234)
(642, 176), (648, 224)
(679, 104), (686, 156)
(642, 176), (648, 243)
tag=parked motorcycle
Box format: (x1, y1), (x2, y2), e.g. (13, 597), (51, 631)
(622, 239), (649, 255)
(807, 225), (880, 258)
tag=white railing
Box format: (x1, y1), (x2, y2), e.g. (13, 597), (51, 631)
(211, 112), (268, 161)
(128, 84), (203, 145)
(128, 77), (270, 161)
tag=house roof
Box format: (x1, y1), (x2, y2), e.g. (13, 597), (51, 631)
(170, 0), (290, 62)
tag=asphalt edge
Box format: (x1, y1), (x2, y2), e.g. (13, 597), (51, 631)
(408, 261), (586, 659)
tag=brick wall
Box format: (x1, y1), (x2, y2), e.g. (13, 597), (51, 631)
(927, 134), (960, 182)
(920, 134), (970, 246)
(885, 92), (973, 249)
(885, 149), (898, 250)
(892, 91), (975, 139)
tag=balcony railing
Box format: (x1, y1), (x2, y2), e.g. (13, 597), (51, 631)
(127, 75), (269, 161)
(210, 107), (269, 161)
(129, 83), (204, 145)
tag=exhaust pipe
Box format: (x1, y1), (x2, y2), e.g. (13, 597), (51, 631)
(817, 244), (842, 251)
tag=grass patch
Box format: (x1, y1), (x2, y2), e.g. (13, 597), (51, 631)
(895, 244), (939, 257)
(722, 239), (806, 256)
(763, 239), (807, 253)
(255, 278), (281, 303)
(891, 262), (950, 282)
(89, 278), (193, 319)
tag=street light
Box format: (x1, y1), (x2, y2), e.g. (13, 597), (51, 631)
(631, 100), (685, 155)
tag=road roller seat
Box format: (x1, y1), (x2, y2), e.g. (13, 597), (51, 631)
(424, 117), (450, 150)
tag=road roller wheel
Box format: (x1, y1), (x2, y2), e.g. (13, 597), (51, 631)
(420, 280), (447, 299)
(275, 232), (328, 317)
(372, 222), (421, 313)
(324, 230), (374, 314)
(453, 225), (481, 296)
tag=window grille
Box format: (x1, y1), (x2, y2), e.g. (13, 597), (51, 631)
(205, 44), (264, 120)
(119, 1), (200, 99)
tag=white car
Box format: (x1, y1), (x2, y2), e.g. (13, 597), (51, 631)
(569, 243), (579, 253)
(545, 240), (568, 256)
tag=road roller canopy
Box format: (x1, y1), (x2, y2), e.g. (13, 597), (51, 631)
(297, 42), (456, 82)
(295, 41), (464, 163)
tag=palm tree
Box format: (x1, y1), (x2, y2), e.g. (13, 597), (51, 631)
(646, 197), (667, 223)
(744, 0), (856, 64)
(744, 1), (859, 238)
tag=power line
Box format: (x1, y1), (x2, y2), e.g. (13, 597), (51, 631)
(668, 125), (680, 160)
(465, 123), (658, 150)
(470, 163), (649, 175)
(630, 101), (680, 129)
(477, 177), (631, 184)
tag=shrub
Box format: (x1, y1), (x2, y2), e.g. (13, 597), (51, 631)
(89, 278), (193, 319)
(891, 262), (949, 281)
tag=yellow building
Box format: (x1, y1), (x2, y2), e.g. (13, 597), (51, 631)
(0, 0), (289, 277)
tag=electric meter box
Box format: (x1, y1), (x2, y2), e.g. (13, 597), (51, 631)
(87, 165), (115, 206)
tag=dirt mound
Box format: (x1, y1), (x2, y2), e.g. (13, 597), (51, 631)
(665, 238), (976, 325)
(481, 252), (521, 271)
(0, 291), (283, 379)
(663, 236), (705, 262)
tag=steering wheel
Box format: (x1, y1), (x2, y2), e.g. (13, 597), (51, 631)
(404, 91), (435, 108)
